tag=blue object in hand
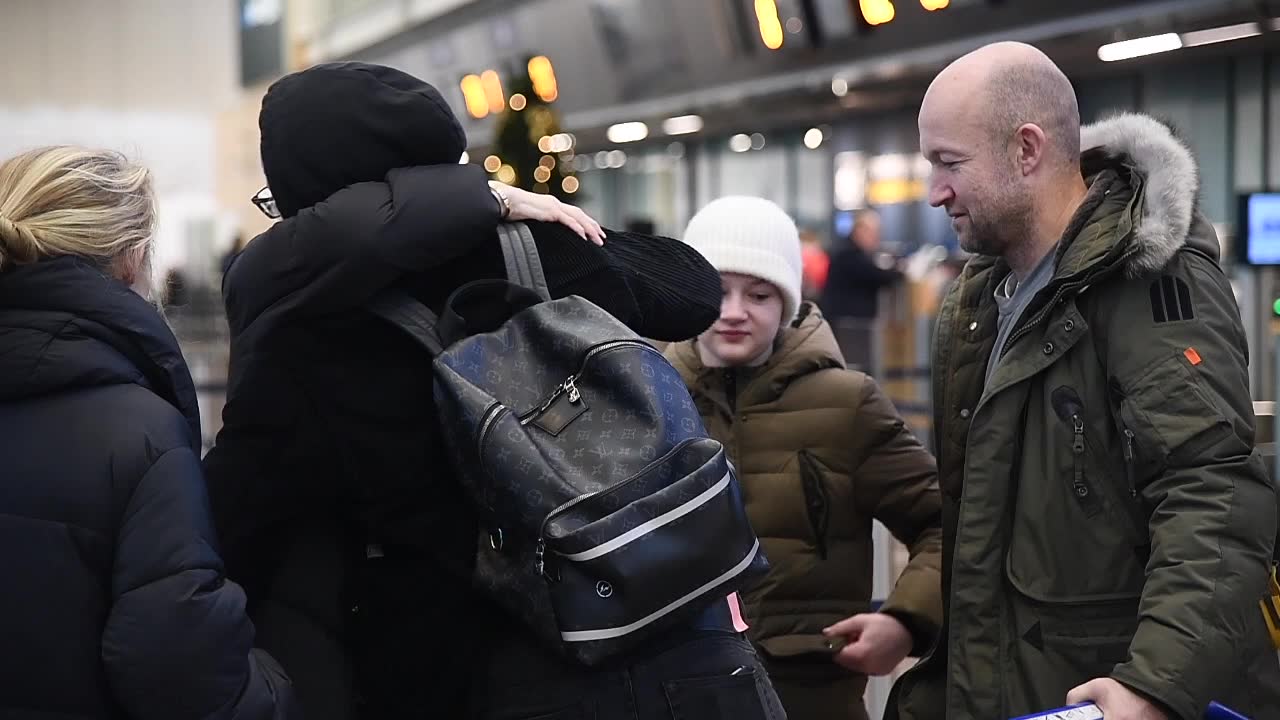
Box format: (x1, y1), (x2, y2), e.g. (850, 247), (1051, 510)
(1205, 702), (1251, 720)
(1009, 703), (1104, 720)
(1010, 701), (1250, 720)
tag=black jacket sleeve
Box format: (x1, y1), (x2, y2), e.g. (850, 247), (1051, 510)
(224, 164), (500, 333)
(524, 221), (722, 341)
(102, 447), (297, 720)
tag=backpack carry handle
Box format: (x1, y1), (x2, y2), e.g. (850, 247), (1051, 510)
(437, 279), (544, 347)
(367, 225), (549, 356)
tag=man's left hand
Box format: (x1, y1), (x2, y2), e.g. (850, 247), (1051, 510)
(1066, 678), (1168, 720)
(823, 613), (913, 676)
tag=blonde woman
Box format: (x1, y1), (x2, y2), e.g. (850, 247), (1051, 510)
(666, 197), (943, 720)
(0, 147), (295, 719)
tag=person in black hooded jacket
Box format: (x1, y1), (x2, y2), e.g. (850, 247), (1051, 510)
(0, 146), (295, 720)
(202, 62), (784, 720)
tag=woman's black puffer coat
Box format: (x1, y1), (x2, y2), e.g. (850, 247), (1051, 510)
(0, 256), (295, 720)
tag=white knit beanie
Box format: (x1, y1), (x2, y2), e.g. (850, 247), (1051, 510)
(683, 196), (804, 323)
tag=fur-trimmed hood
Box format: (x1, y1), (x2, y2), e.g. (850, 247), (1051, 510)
(1080, 113), (1200, 276)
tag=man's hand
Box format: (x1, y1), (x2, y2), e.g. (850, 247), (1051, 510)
(1066, 679), (1167, 720)
(491, 181), (605, 245)
(823, 613), (914, 676)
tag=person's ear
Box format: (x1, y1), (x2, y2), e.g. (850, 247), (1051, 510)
(1014, 123), (1048, 176)
(110, 245), (151, 297)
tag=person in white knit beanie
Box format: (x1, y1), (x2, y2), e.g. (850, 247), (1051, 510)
(680, 196), (804, 367)
(666, 196), (943, 720)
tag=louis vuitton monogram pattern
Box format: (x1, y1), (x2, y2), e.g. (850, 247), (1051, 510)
(428, 294), (766, 664)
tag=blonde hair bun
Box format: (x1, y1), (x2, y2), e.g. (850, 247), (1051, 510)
(0, 146), (155, 273)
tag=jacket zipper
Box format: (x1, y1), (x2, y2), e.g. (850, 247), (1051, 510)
(1070, 413), (1091, 502)
(798, 450), (830, 560)
(519, 340), (658, 425)
(1122, 428), (1137, 498)
(534, 438), (695, 578)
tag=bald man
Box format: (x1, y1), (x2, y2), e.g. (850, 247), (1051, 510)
(887, 42), (1280, 720)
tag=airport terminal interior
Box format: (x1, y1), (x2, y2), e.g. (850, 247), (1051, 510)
(4, 1), (1280, 717)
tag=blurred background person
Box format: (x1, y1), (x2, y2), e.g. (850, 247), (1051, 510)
(666, 196), (942, 720)
(820, 208), (903, 321)
(800, 227), (830, 300)
(0, 146), (295, 720)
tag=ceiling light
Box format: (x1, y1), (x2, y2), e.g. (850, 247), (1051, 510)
(662, 114), (703, 135)
(831, 77), (849, 97)
(547, 133), (575, 153)
(729, 134), (752, 153)
(1181, 22), (1261, 48)
(606, 122), (649, 143)
(755, 0), (784, 50)
(1097, 33), (1182, 62)
(803, 128), (824, 149)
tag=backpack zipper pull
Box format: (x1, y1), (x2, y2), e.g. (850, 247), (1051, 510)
(565, 377), (580, 404)
(535, 538), (547, 577)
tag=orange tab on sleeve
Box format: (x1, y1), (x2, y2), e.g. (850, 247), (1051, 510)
(1184, 347), (1202, 366)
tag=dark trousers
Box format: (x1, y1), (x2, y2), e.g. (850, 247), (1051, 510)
(474, 627), (787, 720)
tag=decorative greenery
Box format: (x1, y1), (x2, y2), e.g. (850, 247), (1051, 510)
(490, 59), (578, 200)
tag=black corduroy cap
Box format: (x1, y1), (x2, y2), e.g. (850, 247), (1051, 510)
(259, 62), (468, 218)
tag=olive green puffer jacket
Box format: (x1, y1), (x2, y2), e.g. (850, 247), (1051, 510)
(889, 113), (1280, 720)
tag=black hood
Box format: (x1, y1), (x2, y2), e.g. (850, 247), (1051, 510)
(0, 257), (200, 447)
(259, 62), (468, 218)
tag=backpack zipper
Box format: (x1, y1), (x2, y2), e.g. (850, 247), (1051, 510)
(477, 403), (508, 452)
(519, 339), (659, 425)
(473, 337), (664, 577)
(534, 438), (697, 578)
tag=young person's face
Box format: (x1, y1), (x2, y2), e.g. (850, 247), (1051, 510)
(698, 273), (785, 367)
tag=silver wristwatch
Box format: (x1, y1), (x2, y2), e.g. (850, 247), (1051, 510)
(488, 182), (512, 220)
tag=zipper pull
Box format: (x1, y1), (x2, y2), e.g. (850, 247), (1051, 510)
(1070, 414), (1088, 499)
(535, 379), (572, 416)
(1071, 414), (1085, 455)
(534, 538), (546, 577)
(1122, 428), (1137, 497)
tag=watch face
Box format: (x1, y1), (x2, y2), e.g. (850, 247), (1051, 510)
(490, 187), (510, 218)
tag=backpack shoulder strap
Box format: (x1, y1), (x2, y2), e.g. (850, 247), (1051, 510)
(498, 222), (551, 302)
(366, 289), (445, 356)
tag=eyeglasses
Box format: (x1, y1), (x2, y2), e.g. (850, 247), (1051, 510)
(251, 186), (280, 219)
